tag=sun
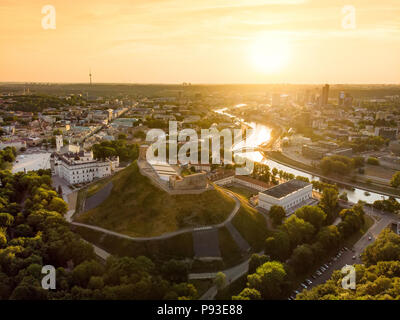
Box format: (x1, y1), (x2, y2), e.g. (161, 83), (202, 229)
(249, 33), (291, 73)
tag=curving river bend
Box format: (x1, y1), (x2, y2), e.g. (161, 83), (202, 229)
(215, 107), (395, 204)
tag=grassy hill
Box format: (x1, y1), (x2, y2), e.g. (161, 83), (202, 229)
(76, 161), (236, 237)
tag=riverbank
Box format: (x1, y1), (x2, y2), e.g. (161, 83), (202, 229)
(266, 151), (400, 199)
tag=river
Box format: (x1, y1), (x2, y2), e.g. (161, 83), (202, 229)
(215, 106), (392, 204)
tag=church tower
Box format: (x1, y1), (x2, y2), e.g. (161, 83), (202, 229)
(55, 135), (63, 152)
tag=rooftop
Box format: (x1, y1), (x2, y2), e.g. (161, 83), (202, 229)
(261, 179), (311, 199)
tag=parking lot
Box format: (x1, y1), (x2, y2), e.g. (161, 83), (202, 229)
(290, 215), (392, 299)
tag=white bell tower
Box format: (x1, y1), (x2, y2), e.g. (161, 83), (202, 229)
(55, 135), (63, 152)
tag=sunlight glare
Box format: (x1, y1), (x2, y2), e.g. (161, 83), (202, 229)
(249, 34), (291, 73)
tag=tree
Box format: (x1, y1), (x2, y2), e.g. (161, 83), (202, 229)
(339, 192), (348, 202)
(72, 260), (104, 287)
(214, 272), (226, 290)
(280, 215), (315, 248)
(233, 288), (261, 300)
(289, 244), (314, 274)
(53, 129), (63, 136)
(133, 130), (146, 140)
(249, 254), (270, 274)
(320, 155), (353, 176)
(265, 230), (291, 260)
(269, 205), (286, 226)
(247, 261), (289, 299)
(161, 259), (189, 283)
(297, 260), (400, 300)
(48, 197), (68, 215)
(0, 228), (6, 248)
(316, 225), (342, 251)
(0, 213), (14, 227)
(338, 205), (365, 238)
(363, 229), (400, 266)
(294, 205), (326, 231)
(319, 187), (339, 222)
(352, 156), (365, 168)
(390, 172), (400, 188)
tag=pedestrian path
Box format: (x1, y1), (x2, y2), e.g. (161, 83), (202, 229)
(225, 222), (250, 254)
(193, 228), (221, 259)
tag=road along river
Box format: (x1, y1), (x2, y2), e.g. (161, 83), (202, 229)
(215, 107), (398, 204)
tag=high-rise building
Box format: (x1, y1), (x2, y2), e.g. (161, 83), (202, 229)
(338, 91), (345, 106)
(320, 84), (329, 106)
(271, 93), (281, 107)
(344, 93), (353, 107)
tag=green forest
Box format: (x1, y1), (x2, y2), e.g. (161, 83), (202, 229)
(0, 169), (197, 300)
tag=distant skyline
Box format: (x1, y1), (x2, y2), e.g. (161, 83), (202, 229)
(1, 0), (400, 84)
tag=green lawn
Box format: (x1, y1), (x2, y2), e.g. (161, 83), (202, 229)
(76, 161), (236, 237)
(227, 185), (256, 200)
(73, 225), (194, 260)
(218, 227), (243, 267)
(231, 200), (269, 251)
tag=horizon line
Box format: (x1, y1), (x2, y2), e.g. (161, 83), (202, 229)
(1, 82), (400, 86)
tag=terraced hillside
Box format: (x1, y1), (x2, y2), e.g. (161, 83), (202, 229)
(76, 161), (236, 237)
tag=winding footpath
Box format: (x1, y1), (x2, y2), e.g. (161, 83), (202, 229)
(69, 189), (241, 241)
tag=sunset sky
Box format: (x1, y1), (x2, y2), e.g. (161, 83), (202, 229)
(1, 0), (399, 84)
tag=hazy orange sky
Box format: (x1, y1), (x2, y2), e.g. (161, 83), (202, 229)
(1, 0), (399, 84)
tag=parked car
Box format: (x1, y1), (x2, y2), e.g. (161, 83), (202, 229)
(368, 236), (372, 240)
(306, 279), (312, 285)
(352, 255), (356, 260)
(324, 264), (329, 269)
(301, 283), (307, 289)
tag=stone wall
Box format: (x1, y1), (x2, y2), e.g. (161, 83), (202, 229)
(169, 172), (208, 190)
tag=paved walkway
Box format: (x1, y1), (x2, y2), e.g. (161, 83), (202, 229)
(193, 228), (221, 258)
(80, 239), (111, 261)
(84, 182), (113, 212)
(194, 252), (263, 300)
(225, 222), (250, 254)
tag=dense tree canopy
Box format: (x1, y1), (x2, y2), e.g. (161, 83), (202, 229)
(269, 205), (286, 226)
(92, 140), (139, 162)
(234, 261), (290, 300)
(0, 169), (196, 300)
